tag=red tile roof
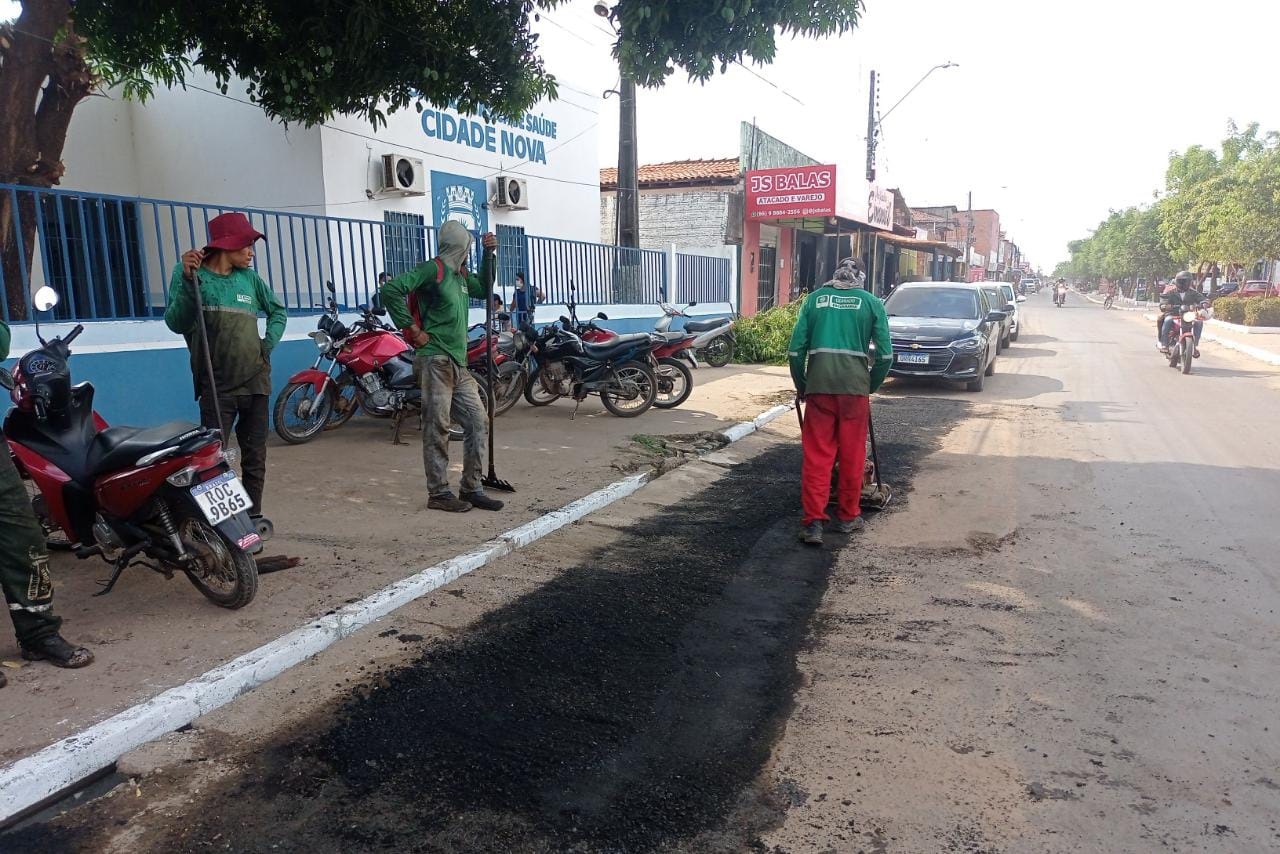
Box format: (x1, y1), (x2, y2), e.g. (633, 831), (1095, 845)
(600, 157), (740, 189)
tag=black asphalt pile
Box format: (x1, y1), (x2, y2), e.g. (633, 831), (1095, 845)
(16, 396), (966, 854)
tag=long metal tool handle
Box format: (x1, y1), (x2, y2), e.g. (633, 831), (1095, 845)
(867, 405), (884, 489)
(484, 250), (498, 465)
(189, 268), (221, 421)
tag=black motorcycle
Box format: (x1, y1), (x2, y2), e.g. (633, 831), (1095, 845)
(522, 318), (659, 417)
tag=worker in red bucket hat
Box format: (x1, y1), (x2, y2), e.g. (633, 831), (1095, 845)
(165, 212), (287, 527)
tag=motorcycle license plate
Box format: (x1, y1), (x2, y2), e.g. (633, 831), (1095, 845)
(190, 471), (251, 526)
(897, 352), (930, 364)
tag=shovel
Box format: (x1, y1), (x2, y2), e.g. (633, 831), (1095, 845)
(481, 242), (514, 493)
(188, 267), (221, 427)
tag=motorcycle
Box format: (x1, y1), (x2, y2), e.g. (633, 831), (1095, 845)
(578, 308), (698, 410)
(656, 301), (736, 367)
(1103, 292), (1116, 309)
(275, 284), (419, 444)
(1055, 287), (1066, 307)
(465, 315), (531, 417)
(522, 317), (659, 417)
(1, 287), (260, 608)
(1161, 302), (1210, 375)
(276, 283), (474, 444)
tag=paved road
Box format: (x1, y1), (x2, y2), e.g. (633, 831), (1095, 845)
(9, 290), (1280, 852)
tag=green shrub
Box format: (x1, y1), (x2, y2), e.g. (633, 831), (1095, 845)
(1213, 297), (1246, 325)
(735, 301), (803, 364)
(1243, 297), (1280, 327)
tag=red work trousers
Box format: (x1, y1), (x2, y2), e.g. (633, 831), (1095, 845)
(800, 393), (870, 525)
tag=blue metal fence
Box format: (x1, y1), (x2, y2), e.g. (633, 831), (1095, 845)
(676, 253), (731, 303)
(1, 182), (728, 323)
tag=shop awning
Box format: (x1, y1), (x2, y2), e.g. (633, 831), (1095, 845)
(877, 232), (963, 257)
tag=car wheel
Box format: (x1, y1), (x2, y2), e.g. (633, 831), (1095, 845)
(965, 372), (985, 392)
(1010, 328), (1019, 343)
(984, 352), (996, 377)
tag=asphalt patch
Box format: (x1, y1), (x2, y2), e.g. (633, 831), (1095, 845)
(15, 396), (966, 854)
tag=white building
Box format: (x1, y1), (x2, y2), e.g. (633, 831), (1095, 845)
(59, 69), (602, 244)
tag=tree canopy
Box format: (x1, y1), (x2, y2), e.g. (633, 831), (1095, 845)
(1058, 122), (1280, 286)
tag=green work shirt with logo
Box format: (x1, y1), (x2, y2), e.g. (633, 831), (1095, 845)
(788, 284), (893, 396)
(164, 265), (288, 399)
(380, 251), (495, 365)
(0, 320), (10, 362)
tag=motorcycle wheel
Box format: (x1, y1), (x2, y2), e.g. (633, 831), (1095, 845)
(601, 360), (658, 417)
(176, 509), (258, 609)
(523, 372), (563, 406)
(485, 361), (526, 417)
(701, 335), (734, 368)
(1181, 338), (1194, 374)
(273, 382), (334, 444)
(324, 372), (359, 430)
(653, 357), (693, 409)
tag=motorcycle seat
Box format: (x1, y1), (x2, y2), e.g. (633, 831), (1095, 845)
(90, 420), (205, 476)
(581, 333), (652, 360)
(683, 317), (730, 333)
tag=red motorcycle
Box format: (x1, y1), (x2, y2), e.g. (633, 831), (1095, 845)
(2, 289), (260, 608)
(275, 285), (422, 444)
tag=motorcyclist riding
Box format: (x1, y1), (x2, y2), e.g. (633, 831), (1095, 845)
(1158, 271), (1206, 356)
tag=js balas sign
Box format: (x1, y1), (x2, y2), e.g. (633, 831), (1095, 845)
(745, 164), (836, 220)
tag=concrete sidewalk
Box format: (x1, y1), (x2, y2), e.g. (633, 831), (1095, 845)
(0, 364), (795, 768)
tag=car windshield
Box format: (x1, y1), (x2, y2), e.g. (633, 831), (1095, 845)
(885, 287), (980, 320)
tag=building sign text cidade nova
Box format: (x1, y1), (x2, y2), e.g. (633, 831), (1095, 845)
(421, 106), (558, 165)
(745, 165), (837, 220)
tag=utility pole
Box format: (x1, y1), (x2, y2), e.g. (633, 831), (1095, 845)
(865, 70), (878, 182)
(617, 77), (639, 249)
(965, 191), (974, 282)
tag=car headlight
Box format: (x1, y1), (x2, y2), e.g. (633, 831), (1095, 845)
(1182, 311), (1198, 323)
(309, 330), (333, 351)
(950, 335), (983, 351)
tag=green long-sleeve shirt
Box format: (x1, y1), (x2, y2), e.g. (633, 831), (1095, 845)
(164, 264), (287, 399)
(0, 320), (10, 362)
(380, 251), (495, 365)
(788, 284), (893, 396)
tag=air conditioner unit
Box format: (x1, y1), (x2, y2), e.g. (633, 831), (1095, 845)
(493, 175), (529, 210)
(380, 153), (426, 196)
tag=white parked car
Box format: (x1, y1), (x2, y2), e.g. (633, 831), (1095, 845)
(997, 282), (1021, 344)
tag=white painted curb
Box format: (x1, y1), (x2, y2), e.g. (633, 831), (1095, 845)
(0, 400), (796, 823)
(1201, 330), (1280, 367)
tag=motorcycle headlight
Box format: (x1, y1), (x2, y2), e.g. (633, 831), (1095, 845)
(950, 335), (983, 351)
(309, 330), (333, 351)
(1182, 310), (1198, 323)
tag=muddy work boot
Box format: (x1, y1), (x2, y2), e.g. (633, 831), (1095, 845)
(427, 492), (473, 513)
(460, 491), (504, 512)
(21, 634), (94, 669)
(833, 517), (866, 535)
(798, 522), (824, 547)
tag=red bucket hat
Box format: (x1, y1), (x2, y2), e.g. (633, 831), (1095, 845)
(204, 212), (266, 252)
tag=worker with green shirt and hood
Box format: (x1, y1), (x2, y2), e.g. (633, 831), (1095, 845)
(380, 221), (503, 513)
(164, 212), (287, 519)
(0, 320), (95, 688)
(788, 258), (893, 547)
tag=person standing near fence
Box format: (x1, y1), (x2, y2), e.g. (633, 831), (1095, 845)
(380, 221), (504, 513)
(165, 212), (287, 521)
(0, 320), (95, 687)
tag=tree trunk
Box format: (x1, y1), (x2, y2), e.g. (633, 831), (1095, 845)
(0, 0), (93, 321)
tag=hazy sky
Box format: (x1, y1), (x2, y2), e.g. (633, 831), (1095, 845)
(536, 0), (1280, 268)
(6, 0), (1277, 267)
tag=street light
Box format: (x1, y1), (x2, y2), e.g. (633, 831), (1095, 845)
(866, 62), (958, 182)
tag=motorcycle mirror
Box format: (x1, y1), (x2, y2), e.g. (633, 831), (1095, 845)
(325, 281), (336, 294)
(596, 312), (608, 320)
(687, 301), (698, 308)
(374, 306), (387, 316)
(33, 286), (59, 312)
(560, 315), (572, 326)
(0, 367), (13, 391)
